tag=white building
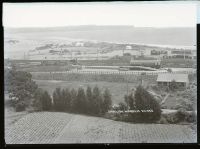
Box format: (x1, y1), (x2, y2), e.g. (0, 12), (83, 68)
(75, 42), (84, 47)
(157, 73), (189, 88)
(125, 45), (132, 50)
(166, 49), (195, 59)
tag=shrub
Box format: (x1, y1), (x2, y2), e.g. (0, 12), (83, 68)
(185, 112), (196, 123)
(158, 116), (168, 124)
(118, 102), (128, 112)
(162, 110), (196, 124)
(104, 112), (117, 121)
(175, 108), (187, 122)
(169, 80), (178, 91)
(163, 113), (179, 124)
(15, 101), (26, 112)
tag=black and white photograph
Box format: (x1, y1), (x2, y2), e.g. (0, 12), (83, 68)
(3, 1), (198, 144)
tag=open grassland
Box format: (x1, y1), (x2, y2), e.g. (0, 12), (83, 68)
(5, 112), (197, 144)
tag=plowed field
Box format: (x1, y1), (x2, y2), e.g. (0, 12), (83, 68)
(5, 112), (197, 144)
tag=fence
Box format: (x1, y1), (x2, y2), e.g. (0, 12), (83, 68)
(31, 71), (157, 84)
(31, 69), (195, 84)
(31, 69), (195, 75)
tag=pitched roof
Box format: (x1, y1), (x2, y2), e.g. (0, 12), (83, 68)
(157, 73), (189, 83)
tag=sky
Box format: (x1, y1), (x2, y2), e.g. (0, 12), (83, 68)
(3, 2), (199, 28)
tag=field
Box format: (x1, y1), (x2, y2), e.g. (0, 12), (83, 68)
(5, 112), (197, 144)
(34, 80), (139, 105)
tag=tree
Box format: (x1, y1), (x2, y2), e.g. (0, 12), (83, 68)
(102, 88), (112, 114)
(124, 93), (135, 110)
(62, 88), (72, 112)
(6, 68), (38, 111)
(134, 85), (161, 122)
(73, 87), (87, 114)
(32, 88), (44, 111)
(53, 87), (65, 111)
(70, 88), (77, 112)
(92, 86), (103, 115)
(86, 86), (93, 114)
(41, 91), (52, 111)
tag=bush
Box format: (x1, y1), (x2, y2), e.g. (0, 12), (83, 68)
(162, 110), (196, 124)
(175, 108), (187, 122)
(15, 101), (26, 112)
(158, 116), (168, 124)
(118, 102), (128, 112)
(185, 112), (196, 123)
(169, 80), (178, 91)
(162, 113), (179, 124)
